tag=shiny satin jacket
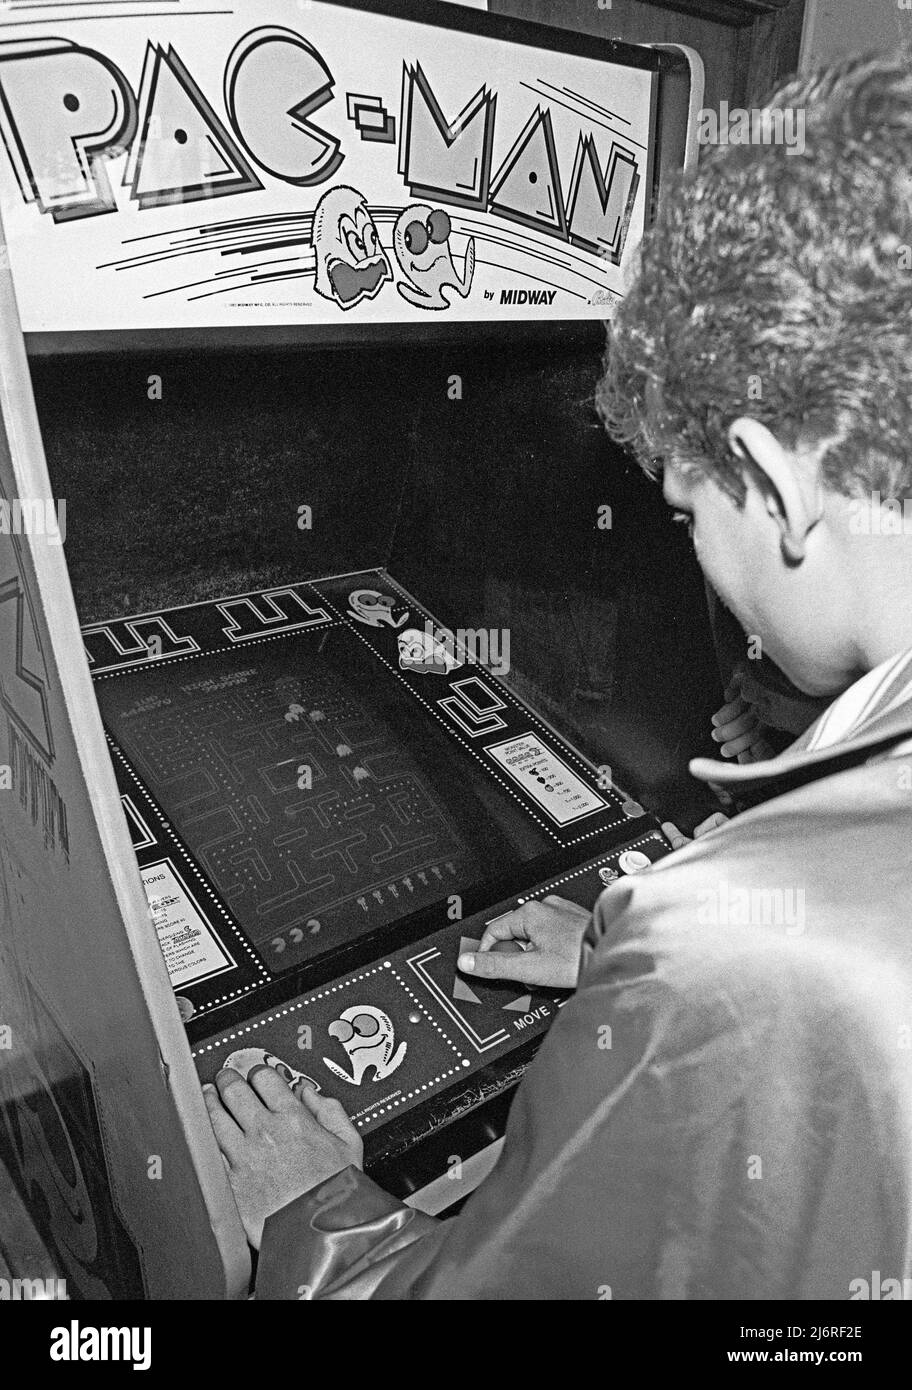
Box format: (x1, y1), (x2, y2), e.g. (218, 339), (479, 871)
(255, 678), (912, 1300)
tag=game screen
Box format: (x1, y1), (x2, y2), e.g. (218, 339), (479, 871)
(95, 617), (554, 978)
(88, 570), (635, 1027)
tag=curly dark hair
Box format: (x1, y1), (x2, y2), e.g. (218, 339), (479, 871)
(597, 50), (912, 506)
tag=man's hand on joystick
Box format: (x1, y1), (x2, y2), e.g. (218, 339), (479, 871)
(458, 894), (593, 991)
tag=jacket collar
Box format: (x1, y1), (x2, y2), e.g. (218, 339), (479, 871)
(690, 649), (912, 795)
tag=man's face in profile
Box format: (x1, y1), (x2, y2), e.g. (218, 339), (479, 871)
(662, 453), (856, 700)
(596, 54), (912, 709)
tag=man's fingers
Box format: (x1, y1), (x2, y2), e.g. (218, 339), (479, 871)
(477, 900), (555, 951)
(477, 907), (530, 953)
(693, 811), (729, 838)
(458, 947), (541, 983)
(541, 894), (590, 918)
(720, 728), (761, 757)
(215, 1068), (268, 1131)
(203, 1083), (245, 1162)
(664, 813), (728, 848)
(738, 738), (776, 764)
(661, 820), (691, 850)
(246, 1064), (300, 1112)
(712, 710), (758, 743)
(736, 670), (766, 708)
(477, 895), (589, 954)
(714, 694), (747, 725)
(299, 1087), (358, 1144)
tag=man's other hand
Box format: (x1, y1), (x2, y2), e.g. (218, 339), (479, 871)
(457, 895), (592, 990)
(204, 1066), (364, 1250)
(711, 670), (777, 763)
(661, 811), (730, 851)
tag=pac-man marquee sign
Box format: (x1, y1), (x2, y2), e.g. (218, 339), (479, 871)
(0, 0), (664, 333)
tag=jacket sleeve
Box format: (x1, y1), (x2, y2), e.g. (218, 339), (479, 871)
(254, 881), (653, 1301)
(256, 859), (908, 1299)
(255, 1164), (448, 1300)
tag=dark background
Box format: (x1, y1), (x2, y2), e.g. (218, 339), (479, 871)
(30, 335), (723, 826)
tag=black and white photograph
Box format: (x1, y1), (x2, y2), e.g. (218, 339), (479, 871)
(0, 0), (908, 1357)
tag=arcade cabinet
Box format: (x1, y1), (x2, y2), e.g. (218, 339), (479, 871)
(0, 0), (739, 1297)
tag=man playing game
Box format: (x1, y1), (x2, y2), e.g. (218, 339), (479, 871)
(203, 51), (912, 1299)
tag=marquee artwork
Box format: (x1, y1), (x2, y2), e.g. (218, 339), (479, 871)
(0, 0), (657, 331)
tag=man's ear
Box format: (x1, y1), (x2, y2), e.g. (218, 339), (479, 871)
(727, 417), (823, 564)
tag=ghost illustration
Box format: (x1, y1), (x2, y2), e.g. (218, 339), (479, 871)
(347, 588), (410, 629)
(393, 204), (475, 310)
(322, 1005), (406, 1085)
(223, 1047), (322, 1094)
(397, 625), (462, 675)
(312, 185), (392, 309)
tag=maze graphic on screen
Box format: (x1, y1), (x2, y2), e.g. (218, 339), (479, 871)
(97, 635), (480, 971)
